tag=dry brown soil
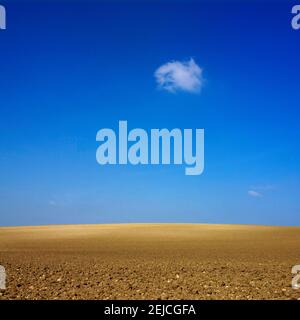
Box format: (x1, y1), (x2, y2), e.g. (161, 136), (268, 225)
(0, 223), (300, 300)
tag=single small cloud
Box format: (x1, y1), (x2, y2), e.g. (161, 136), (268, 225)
(248, 190), (262, 198)
(154, 58), (203, 93)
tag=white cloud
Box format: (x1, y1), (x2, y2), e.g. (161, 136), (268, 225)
(248, 190), (262, 198)
(154, 58), (203, 93)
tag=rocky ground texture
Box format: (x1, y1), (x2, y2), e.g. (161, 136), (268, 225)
(0, 224), (300, 300)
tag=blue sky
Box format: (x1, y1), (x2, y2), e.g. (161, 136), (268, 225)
(0, 0), (300, 226)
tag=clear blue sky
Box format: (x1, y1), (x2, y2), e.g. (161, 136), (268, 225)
(0, 0), (299, 226)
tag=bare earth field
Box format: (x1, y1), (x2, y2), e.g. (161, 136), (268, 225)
(0, 223), (300, 300)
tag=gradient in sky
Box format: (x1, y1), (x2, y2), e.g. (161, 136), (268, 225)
(0, 0), (300, 226)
